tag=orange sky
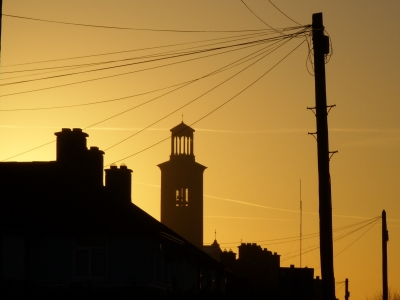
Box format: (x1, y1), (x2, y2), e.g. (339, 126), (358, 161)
(1, 1), (400, 298)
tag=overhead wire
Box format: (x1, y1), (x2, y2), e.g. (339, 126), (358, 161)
(240, 0), (283, 35)
(0, 39), (271, 86)
(0, 27), (306, 68)
(0, 82), (189, 112)
(3, 13), (271, 33)
(0, 31), (272, 74)
(218, 215), (380, 246)
(216, 216), (382, 264)
(305, 33), (314, 76)
(283, 216), (380, 257)
(208, 215), (380, 264)
(0, 26), (310, 161)
(267, 216), (380, 248)
(1, 54), (254, 111)
(101, 38), (294, 151)
(4, 31), (305, 113)
(268, 0), (303, 26)
(0, 32), (305, 87)
(0, 29), (298, 160)
(333, 218), (379, 258)
(335, 282), (345, 295)
(1, 28), (311, 113)
(0, 140), (56, 162)
(0, 29), (310, 99)
(0, 40), (270, 98)
(280, 217), (381, 262)
(1, 28), (308, 85)
(105, 30), (309, 165)
(0, 31), (289, 84)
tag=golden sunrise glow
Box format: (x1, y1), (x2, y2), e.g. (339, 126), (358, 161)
(1, 1), (399, 298)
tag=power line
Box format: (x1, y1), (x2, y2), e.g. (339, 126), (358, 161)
(2, 32), (296, 112)
(102, 40), (290, 151)
(280, 217), (381, 262)
(101, 30), (308, 153)
(333, 219), (379, 258)
(0, 38), (268, 86)
(0, 83), (189, 112)
(106, 32), (308, 165)
(0, 31), (271, 73)
(3, 13), (270, 33)
(268, 0), (302, 26)
(240, 0), (283, 35)
(0, 37), (286, 159)
(269, 217), (380, 258)
(219, 216), (380, 246)
(1, 29), (305, 67)
(0, 140), (56, 162)
(215, 216), (380, 254)
(0, 27), (309, 163)
(0, 82), (188, 112)
(1, 33), (304, 87)
(0, 31), (278, 83)
(0, 31), (300, 98)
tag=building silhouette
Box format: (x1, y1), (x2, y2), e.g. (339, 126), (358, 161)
(0, 128), (227, 297)
(279, 265), (315, 300)
(0, 126), (323, 298)
(158, 122), (206, 248)
(219, 243), (317, 299)
(203, 235), (222, 262)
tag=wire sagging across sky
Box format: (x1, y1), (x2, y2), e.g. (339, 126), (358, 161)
(105, 30), (309, 164)
(1, 25), (311, 161)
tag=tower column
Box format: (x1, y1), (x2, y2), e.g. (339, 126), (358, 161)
(159, 122), (206, 248)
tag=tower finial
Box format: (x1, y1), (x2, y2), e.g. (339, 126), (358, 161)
(215, 229), (217, 241)
(182, 113), (183, 122)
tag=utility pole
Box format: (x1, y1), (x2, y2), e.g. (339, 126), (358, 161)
(310, 13), (336, 300)
(345, 278), (350, 300)
(300, 179), (302, 268)
(382, 210), (389, 300)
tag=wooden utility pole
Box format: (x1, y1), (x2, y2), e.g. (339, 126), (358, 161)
(311, 13), (336, 300)
(382, 210), (389, 300)
(345, 278), (350, 300)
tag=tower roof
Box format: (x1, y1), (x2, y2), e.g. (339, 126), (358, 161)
(170, 122), (195, 137)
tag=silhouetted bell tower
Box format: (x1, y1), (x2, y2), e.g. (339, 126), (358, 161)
(158, 122), (206, 248)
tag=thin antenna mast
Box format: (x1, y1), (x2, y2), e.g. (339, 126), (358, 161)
(300, 179), (303, 268)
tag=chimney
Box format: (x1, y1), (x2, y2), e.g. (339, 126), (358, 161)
(105, 165), (133, 204)
(54, 128), (88, 163)
(87, 147), (105, 187)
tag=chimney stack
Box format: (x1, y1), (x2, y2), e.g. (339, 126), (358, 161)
(54, 128), (88, 163)
(105, 165), (133, 204)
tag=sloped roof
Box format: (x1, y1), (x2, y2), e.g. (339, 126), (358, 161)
(170, 122), (195, 136)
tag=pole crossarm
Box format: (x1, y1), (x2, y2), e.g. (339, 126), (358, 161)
(327, 104), (336, 114)
(329, 150), (338, 161)
(307, 132), (318, 141)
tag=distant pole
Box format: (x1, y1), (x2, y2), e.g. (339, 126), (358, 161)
(300, 179), (302, 268)
(382, 210), (389, 300)
(312, 13), (336, 300)
(345, 278), (350, 300)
